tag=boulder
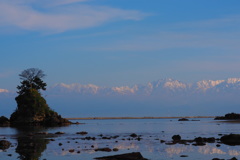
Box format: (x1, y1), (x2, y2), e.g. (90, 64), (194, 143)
(172, 135), (181, 141)
(0, 116), (10, 127)
(95, 152), (148, 160)
(220, 134), (240, 145)
(178, 118), (189, 121)
(0, 140), (11, 150)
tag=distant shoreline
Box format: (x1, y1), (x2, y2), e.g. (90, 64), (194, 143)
(67, 116), (215, 120)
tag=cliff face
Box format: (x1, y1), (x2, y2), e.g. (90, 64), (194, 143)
(10, 89), (71, 126)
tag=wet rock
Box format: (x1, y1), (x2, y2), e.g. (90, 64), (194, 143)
(178, 118), (189, 121)
(58, 143), (62, 146)
(205, 137), (215, 143)
(55, 132), (64, 134)
(229, 157), (238, 160)
(216, 144), (221, 147)
(180, 155), (188, 157)
(0, 116), (10, 127)
(95, 147), (112, 152)
(172, 135), (181, 141)
(36, 132), (48, 135)
(130, 133), (138, 138)
(84, 136), (96, 140)
(212, 158), (224, 160)
(0, 140), (11, 150)
(193, 137), (206, 146)
(215, 113), (240, 120)
(95, 152), (148, 160)
(220, 134), (240, 145)
(69, 149), (74, 153)
(113, 148), (119, 151)
(76, 131), (88, 135)
(160, 140), (165, 143)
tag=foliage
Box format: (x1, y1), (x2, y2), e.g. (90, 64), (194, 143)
(17, 68), (46, 95)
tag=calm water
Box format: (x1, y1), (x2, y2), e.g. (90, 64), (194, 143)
(1, 118), (240, 160)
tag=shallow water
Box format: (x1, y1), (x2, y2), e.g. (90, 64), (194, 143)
(1, 118), (240, 160)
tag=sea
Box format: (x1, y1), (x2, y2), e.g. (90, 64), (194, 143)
(1, 118), (240, 160)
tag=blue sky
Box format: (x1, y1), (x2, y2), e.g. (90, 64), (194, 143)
(1, 0), (240, 91)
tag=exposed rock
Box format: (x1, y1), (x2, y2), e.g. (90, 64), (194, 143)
(172, 135), (181, 141)
(0, 140), (11, 150)
(10, 88), (72, 127)
(215, 113), (240, 120)
(220, 134), (240, 145)
(130, 133), (138, 138)
(193, 137), (206, 146)
(180, 155), (188, 157)
(76, 131), (88, 135)
(55, 132), (65, 135)
(95, 152), (148, 160)
(0, 116), (10, 127)
(95, 147), (112, 152)
(178, 118), (189, 121)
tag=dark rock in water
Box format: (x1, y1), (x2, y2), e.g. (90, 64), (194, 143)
(172, 135), (181, 141)
(229, 157), (238, 160)
(55, 131), (65, 134)
(216, 144), (221, 147)
(76, 131), (88, 135)
(95, 152), (148, 160)
(95, 147), (112, 152)
(215, 112), (240, 120)
(130, 133), (138, 138)
(180, 155), (188, 157)
(0, 140), (11, 150)
(0, 116), (10, 127)
(212, 158), (224, 160)
(221, 134), (240, 145)
(10, 88), (72, 127)
(205, 137), (215, 143)
(193, 137), (206, 146)
(113, 148), (119, 151)
(178, 118), (189, 121)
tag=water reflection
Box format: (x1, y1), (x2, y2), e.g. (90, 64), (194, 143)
(198, 144), (226, 155)
(14, 126), (51, 160)
(16, 136), (49, 160)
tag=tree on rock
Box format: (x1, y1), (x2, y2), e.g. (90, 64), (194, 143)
(17, 68), (46, 95)
(10, 68), (71, 126)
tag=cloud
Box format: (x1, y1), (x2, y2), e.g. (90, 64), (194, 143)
(79, 15), (240, 52)
(0, 0), (147, 33)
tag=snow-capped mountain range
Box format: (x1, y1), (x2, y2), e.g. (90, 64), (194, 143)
(46, 78), (240, 96)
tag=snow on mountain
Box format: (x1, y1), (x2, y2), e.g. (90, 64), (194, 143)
(0, 89), (9, 93)
(49, 83), (100, 94)
(48, 78), (240, 96)
(196, 80), (225, 91)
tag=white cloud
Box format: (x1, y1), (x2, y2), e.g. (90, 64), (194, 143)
(0, 0), (147, 33)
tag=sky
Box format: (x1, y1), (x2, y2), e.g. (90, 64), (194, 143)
(1, 0), (240, 91)
(1, 0), (240, 117)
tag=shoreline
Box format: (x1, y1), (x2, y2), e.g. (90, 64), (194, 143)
(67, 116), (215, 120)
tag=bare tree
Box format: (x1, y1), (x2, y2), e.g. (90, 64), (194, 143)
(17, 68), (47, 94)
